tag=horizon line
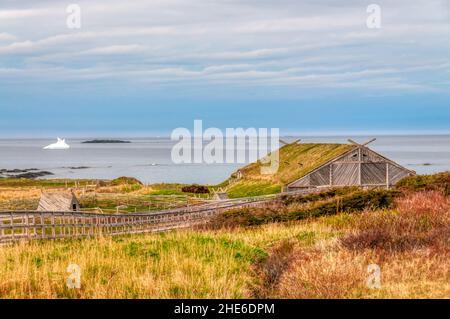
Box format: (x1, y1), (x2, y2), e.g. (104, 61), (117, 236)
(1, 130), (450, 139)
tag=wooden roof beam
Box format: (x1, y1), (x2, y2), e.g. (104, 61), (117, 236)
(347, 138), (376, 147)
(362, 138), (377, 146)
(280, 138), (301, 146)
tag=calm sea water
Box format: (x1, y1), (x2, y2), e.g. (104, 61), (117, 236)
(0, 135), (449, 184)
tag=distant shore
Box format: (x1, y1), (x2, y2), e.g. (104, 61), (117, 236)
(82, 139), (131, 144)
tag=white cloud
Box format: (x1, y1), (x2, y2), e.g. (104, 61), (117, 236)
(80, 45), (146, 55)
(233, 14), (363, 33)
(0, 9), (48, 19)
(0, 0), (449, 96)
(0, 33), (17, 41)
(0, 41), (34, 54)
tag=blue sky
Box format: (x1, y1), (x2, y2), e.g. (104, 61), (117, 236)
(0, 0), (449, 137)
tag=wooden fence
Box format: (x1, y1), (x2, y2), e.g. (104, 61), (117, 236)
(0, 197), (278, 244)
(0, 188), (322, 244)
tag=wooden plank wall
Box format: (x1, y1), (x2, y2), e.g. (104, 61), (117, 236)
(332, 163), (359, 185)
(288, 146), (412, 190)
(361, 163), (386, 185)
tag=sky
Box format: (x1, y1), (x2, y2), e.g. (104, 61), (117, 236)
(0, 0), (449, 137)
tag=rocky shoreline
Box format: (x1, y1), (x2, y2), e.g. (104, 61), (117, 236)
(0, 168), (54, 179)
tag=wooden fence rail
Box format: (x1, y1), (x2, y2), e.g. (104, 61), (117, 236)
(0, 187), (320, 244)
(0, 198), (279, 244)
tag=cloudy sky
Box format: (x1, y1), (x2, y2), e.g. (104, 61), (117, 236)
(1, 0), (449, 136)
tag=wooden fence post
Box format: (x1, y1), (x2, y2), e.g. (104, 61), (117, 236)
(10, 212), (14, 240)
(51, 212), (56, 238)
(40, 212), (45, 239)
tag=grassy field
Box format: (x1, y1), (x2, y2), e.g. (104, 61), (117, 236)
(0, 184), (448, 298)
(0, 178), (208, 212)
(0, 173), (448, 298)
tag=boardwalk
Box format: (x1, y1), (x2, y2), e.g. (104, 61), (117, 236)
(0, 189), (318, 244)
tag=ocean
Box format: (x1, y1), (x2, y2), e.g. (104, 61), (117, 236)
(0, 135), (449, 184)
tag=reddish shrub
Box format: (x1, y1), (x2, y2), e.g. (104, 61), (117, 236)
(341, 191), (450, 251)
(251, 240), (295, 298)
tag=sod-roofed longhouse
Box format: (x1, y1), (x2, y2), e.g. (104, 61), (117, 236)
(224, 139), (414, 198)
(285, 140), (414, 191)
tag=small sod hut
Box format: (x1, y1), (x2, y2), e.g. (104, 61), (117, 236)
(213, 192), (229, 201)
(212, 188), (229, 201)
(37, 192), (80, 212)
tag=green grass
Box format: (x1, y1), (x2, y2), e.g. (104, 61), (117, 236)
(0, 178), (98, 188)
(79, 194), (190, 213)
(147, 189), (186, 196)
(227, 181), (282, 198)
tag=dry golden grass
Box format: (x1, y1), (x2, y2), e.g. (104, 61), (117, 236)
(273, 191), (450, 299)
(0, 190), (448, 299)
(0, 188), (42, 210)
(0, 188), (42, 202)
(0, 232), (257, 298)
(0, 221), (338, 299)
(276, 244), (449, 298)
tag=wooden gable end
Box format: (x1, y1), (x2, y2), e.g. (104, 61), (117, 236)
(37, 193), (80, 211)
(287, 145), (414, 190)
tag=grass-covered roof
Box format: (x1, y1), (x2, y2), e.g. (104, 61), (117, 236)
(223, 143), (356, 198)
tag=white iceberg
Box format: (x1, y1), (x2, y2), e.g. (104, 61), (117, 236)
(43, 138), (70, 150)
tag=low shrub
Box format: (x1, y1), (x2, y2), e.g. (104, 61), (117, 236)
(290, 189), (399, 219)
(281, 187), (358, 205)
(109, 176), (143, 186)
(207, 189), (398, 228)
(396, 172), (450, 195)
(181, 184), (210, 194)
